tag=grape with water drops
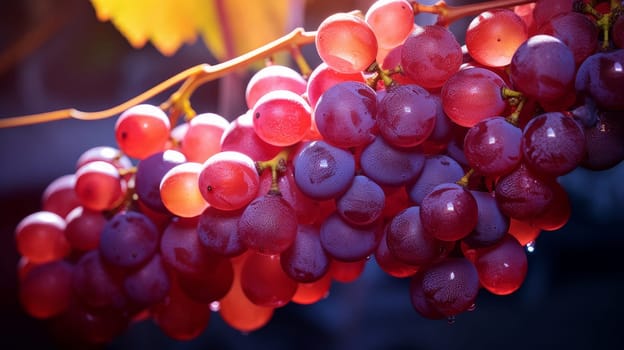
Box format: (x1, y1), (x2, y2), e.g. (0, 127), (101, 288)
(4, 0), (624, 347)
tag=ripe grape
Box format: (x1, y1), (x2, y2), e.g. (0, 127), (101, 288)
(465, 9), (528, 67)
(463, 116), (522, 177)
(72, 250), (128, 310)
(313, 81), (377, 148)
(160, 217), (213, 275)
(245, 64), (307, 109)
(75, 145), (132, 171)
(114, 104), (171, 159)
(537, 12), (598, 66)
(99, 211), (159, 268)
(123, 254), (171, 306)
(238, 192), (298, 255)
(575, 49), (624, 110)
(573, 106), (624, 170)
(15, 211), (70, 263)
(240, 252), (298, 308)
(464, 190), (509, 247)
(420, 183), (478, 242)
(41, 174), (80, 218)
(159, 162), (208, 218)
(375, 225), (419, 278)
(305, 62), (365, 109)
(64, 206), (106, 251)
(474, 235), (528, 295)
(75, 160), (127, 212)
(377, 84), (437, 148)
(320, 213), (383, 262)
(407, 155), (464, 204)
(532, 0), (574, 27)
(329, 258), (368, 283)
(510, 34), (575, 103)
(365, 0), (414, 49)
(360, 136), (425, 187)
(220, 111), (282, 161)
(293, 140), (356, 200)
(401, 25), (462, 89)
(495, 164), (554, 220)
(522, 112), (586, 177)
(175, 255), (234, 304)
(197, 207), (246, 257)
(291, 272), (333, 305)
(19, 260), (73, 319)
(198, 151), (260, 210)
(336, 175), (385, 226)
(315, 12), (378, 74)
(441, 67), (508, 127)
(280, 225), (331, 283)
(252, 89), (312, 147)
(181, 113), (229, 163)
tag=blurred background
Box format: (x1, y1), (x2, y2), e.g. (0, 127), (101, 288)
(1, 0), (623, 349)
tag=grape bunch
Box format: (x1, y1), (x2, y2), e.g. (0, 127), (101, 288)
(14, 0), (624, 345)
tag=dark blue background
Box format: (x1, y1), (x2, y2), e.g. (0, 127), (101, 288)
(1, 0), (623, 349)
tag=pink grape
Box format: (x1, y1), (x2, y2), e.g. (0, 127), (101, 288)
(41, 174), (80, 218)
(197, 207), (246, 257)
(220, 111), (282, 161)
(160, 162), (208, 218)
(15, 211), (70, 263)
(315, 12), (378, 74)
(19, 260), (73, 319)
(64, 206), (106, 251)
(465, 9), (528, 67)
(246, 64), (307, 109)
(252, 89), (312, 147)
(365, 0), (414, 48)
(474, 235), (528, 295)
(495, 164), (554, 220)
(114, 104), (171, 159)
(75, 160), (127, 212)
(306, 63), (366, 109)
(181, 113), (229, 163)
(198, 151), (260, 211)
(240, 252), (298, 308)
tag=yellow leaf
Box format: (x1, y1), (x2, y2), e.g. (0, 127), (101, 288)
(90, 0), (301, 59)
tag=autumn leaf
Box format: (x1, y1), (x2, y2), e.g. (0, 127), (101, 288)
(90, 0), (302, 59)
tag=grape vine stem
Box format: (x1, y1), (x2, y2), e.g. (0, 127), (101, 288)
(0, 28), (316, 128)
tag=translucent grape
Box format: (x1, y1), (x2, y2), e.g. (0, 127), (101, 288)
(160, 162), (208, 218)
(375, 225), (419, 278)
(306, 62), (366, 109)
(198, 151), (260, 210)
(441, 67), (507, 127)
(315, 12), (378, 74)
(313, 81), (377, 148)
(75, 145), (132, 171)
(114, 104), (171, 159)
(252, 89), (312, 147)
(420, 183), (478, 241)
(530, 180), (570, 231)
(377, 84), (437, 148)
(291, 272), (332, 305)
(240, 253), (298, 308)
(365, 0), (414, 48)
(238, 192), (298, 255)
(176, 256), (234, 304)
(420, 257), (480, 317)
(245, 64), (307, 109)
(15, 211), (69, 263)
(75, 160), (127, 212)
(463, 116), (522, 177)
(466, 9), (528, 67)
(64, 206), (106, 251)
(522, 112), (585, 177)
(280, 225), (330, 283)
(293, 140), (355, 200)
(181, 113), (229, 163)
(510, 34), (575, 103)
(360, 136), (425, 187)
(220, 111), (282, 161)
(532, 0), (574, 27)
(99, 211), (159, 268)
(329, 258), (367, 283)
(474, 235), (528, 295)
(41, 174), (80, 218)
(19, 260), (73, 319)
(135, 150), (186, 213)
(401, 25), (462, 89)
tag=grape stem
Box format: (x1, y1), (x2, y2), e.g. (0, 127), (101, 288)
(255, 148), (292, 193)
(412, 0), (535, 26)
(0, 28), (316, 128)
(501, 87), (525, 126)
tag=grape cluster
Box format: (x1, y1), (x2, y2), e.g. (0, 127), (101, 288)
(14, 0), (624, 345)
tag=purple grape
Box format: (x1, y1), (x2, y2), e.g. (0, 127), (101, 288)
(510, 34), (575, 103)
(360, 136), (425, 186)
(386, 206), (450, 266)
(336, 175), (385, 226)
(313, 81), (377, 148)
(197, 207), (246, 257)
(176, 255), (234, 303)
(377, 84), (437, 148)
(320, 213), (383, 262)
(123, 254), (171, 306)
(573, 106), (624, 170)
(99, 211), (159, 268)
(407, 155), (464, 205)
(409, 270), (445, 320)
(420, 183), (478, 242)
(280, 225), (331, 283)
(375, 225), (419, 278)
(464, 191), (509, 247)
(73, 250), (128, 310)
(537, 12), (598, 66)
(420, 257), (480, 317)
(293, 140), (356, 200)
(135, 150), (186, 213)
(463, 116), (522, 177)
(522, 112), (585, 177)
(160, 217), (213, 275)
(495, 164), (554, 220)
(575, 49), (624, 110)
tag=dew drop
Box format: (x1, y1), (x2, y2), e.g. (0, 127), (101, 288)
(467, 303), (476, 312)
(209, 301), (220, 312)
(447, 315), (456, 325)
(526, 241), (536, 253)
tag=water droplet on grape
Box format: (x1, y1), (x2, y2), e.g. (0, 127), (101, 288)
(447, 315), (456, 325)
(209, 301), (220, 312)
(468, 303), (477, 312)
(526, 241), (536, 253)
